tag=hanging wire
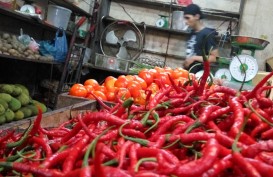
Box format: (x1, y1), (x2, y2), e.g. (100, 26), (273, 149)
(116, 3), (137, 23)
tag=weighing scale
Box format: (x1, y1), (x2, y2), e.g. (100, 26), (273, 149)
(156, 15), (169, 28)
(214, 35), (270, 90)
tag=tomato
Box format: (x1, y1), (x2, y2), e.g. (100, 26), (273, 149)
(134, 76), (147, 89)
(84, 85), (94, 94)
(174, 77), (187, 86)
(114, 75), (129, 88)
(105, 91), (116, 102)
(146, 83), (159, 94)
(163, 67), (174, 77)
(116, 88), (131, 101)
(104, 76), (117, 90)
(155, 72), (171, 86)
(95, 85), (107, 94)
(148, 68), (158, 79)
(127, 81), (142, 98)
(138, 69), (153, 86)
(84, 79), (99, 88)
(87, 90), (107, 100)
(125, 75), (135, 82)
(69, 84), (87, 98)
(134, 89), (146, 105)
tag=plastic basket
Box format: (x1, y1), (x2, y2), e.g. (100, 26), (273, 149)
(95, 53), (133, 72)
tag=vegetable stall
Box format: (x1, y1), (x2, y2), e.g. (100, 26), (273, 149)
(1, 64), (273, 176)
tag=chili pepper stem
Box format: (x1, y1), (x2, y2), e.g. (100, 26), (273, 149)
(134, 157), (157, 173)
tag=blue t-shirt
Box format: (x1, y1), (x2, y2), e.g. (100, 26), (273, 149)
(186, 27), (217, 73)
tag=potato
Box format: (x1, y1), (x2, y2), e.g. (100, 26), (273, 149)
(8, 49), (17, 55)
(3, 52), (9, 55)
(2, 33), (10, 40)
(5, 44), (12, 50)
(1, 47), (8, 52)
(34, 54), (40, 60)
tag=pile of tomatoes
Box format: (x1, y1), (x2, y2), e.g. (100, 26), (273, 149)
(69, 67), (189, 105)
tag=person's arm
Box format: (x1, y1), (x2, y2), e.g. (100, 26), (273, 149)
(183, 48), (219, 69)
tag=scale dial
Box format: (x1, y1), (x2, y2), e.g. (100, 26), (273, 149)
(215, 68), (232, 81)
(195, 70), (213, 82)
(229, 54), (258, 82)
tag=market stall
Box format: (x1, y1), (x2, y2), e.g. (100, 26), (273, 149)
(1, 0), (273, 177)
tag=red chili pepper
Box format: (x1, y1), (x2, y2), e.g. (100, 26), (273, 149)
(257, 151), (273, 165)
(0, 161), (64, 177)
(129, 143), (140, 174)
(201, 155), (232, 177)
(245, 158), (273, 177)
(204, 86), (237, 99)
(241, 139), (273, 158)
(150, 115), (192, 141)
(148, 86), (172, 110)
(232, 152), (261, 177)
(261, 128), (273, 139)
(41, 149), (70, 168)
(65, 166), (92, 177)
(0, 130), (14, 146)
(31, 136), (52, 158)
(62, 135), (90, 173)
(162, 100), (204, 115)
(172, 138), (220, 177)
(196, 56), (210, 96)
(29, 107), (43, 137)
(185, 105), (220, 133)
(215, 131), (246, 149)
(255, 86), (273, 108)
(177, 132), (215, 144)
(89, 91), (111, 111)
(247, 71), (273, 99)
(209, 106), (230, 121)
(251, 123), (270, 138)
(117, 140), (133, 169)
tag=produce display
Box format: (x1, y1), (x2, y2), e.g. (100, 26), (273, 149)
(69, 67), (190, 105)
(0, 84), (47, 124)
(1, 62), (273, 176)
(0, 32), (53, 61)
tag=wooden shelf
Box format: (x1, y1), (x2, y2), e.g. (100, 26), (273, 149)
(49, 0), (92, 17)
(84, 63), (129, 75)
(0, 7), (85, 40)
(112, 0), (240, 20)
(0, 54), (62, 65)
(103, 16), (191, 35)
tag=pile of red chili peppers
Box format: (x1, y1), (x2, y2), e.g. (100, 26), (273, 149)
(1, 69), (273, 177)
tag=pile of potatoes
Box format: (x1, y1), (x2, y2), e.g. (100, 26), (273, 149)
(0, 32), (54, 61)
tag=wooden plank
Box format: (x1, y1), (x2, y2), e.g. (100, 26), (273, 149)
(0, 100), (98, 131)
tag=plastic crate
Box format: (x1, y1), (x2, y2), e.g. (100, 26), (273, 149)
(95, 53), (134, 72)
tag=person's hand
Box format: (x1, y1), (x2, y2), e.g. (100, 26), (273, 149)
(183, 57), (195, 69)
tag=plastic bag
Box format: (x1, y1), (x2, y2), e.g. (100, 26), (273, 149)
(38, 28), (68, 62)
(54, 28), (68, 62)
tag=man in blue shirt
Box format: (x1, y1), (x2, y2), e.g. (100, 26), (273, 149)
(183, 4), (219, 73)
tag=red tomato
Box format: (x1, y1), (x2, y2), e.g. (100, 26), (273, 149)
(69, 84), (87, 97)
(138, 69), (154, 86)
(87, 90), (107, 100)
(116, 88), (131, 101)
(127, 81), (142, 98)
(125, 75), (136, 82)
(84, 79), (99, 88)
(84, 85), (94, 94)
(114, 75), (129, 88)
(95, 85), (107, 94)
(174, 77), (187, 86)
(104, 76), (117, 90)
(146, 83), (159, 94)
(148, 68), (158, 79)
(105, 91), (116, 102)
(134, 89), (146, 105)
(155, 72), (171, 86)
(134, 76), (147, 89)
